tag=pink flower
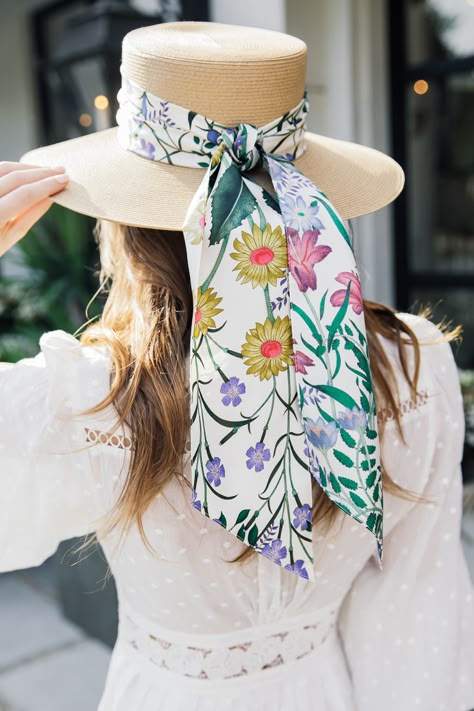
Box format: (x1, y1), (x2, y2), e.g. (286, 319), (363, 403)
(294, 350), (314, 374)
(330, 271), (363, 314)
(286, 228), (332, 292)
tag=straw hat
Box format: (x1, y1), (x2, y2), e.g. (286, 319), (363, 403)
(21, 21), (404, 229)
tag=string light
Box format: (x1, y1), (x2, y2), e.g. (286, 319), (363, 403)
(94, 95), (109, 110)
(79, 113), (93, 127)
(413, 80), (429, 95)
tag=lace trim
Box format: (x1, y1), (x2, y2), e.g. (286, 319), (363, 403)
(84, 427), (133, 450)
(121, 613), (335, 680)
(377, 389), (429, 423)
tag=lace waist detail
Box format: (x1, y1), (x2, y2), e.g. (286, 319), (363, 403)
(120, 612), (336, 680)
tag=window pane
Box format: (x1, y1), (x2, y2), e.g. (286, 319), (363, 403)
(406, 71), (474, 273)
(406, 0), (474, 63)
(409, 289), (474, 368)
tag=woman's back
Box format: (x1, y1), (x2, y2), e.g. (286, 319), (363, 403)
(1, 311), (472, 710)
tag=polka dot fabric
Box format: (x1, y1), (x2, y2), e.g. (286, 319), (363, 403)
(0, 315), (473, 711)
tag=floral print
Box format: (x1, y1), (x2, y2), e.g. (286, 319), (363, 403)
(241, 317), (293, 381)
(230, 223), (287, 289)
(246, 442), (271, 472)
(330, 271), (363, 315)
(220, 377), (246, 407)
(117, 75), (383, 580)
(286, 227), (332, 292)
(193, 286), (223, 339)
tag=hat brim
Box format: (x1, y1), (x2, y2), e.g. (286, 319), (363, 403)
(21, 127), (404, 229)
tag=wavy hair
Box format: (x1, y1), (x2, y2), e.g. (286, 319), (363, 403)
(81, 220), (461, 553)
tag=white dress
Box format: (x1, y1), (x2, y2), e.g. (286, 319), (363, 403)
(0, 312), (473, 711)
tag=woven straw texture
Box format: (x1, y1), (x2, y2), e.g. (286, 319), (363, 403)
(21, 22), (404, 229)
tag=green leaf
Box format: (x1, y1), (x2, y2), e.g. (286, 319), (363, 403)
(193, 135), (200, 144)
(319, 289), (328, 319)
(338, 476), (358, 490)
(366, 429), (378, 439)
(319, 466), (327, 487)
(248, 524), (259, 547)
(365, 445), (376, 454)
(361, 460), (369, 471)
(344, 324), (354, 337)
(237, 524), (246, 541)
(333, 449), (354, 468)
(335, 502), (352, 515)
(209, 163), (257, 245)
(350, 492), (367, 508)
(365, 470), (377, 487)
(328, 283), (351, 351)
(188, 110), (197, 127)
(217, 512), (227, 528)
(200, 395), (256, 429)
(340, 429), (356, 448)
(261, 187), (280, 213)
(235, 509), (251, 526)
(366, 512), (377, 531)
(373, 483), (380, 502)
(315, 385), (359, 411)
(292, 304), (323, 345)
(329, 472), (341, 493)
(360, 392), (370, 413)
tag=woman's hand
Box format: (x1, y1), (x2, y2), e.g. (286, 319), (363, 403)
(0, 162), (70, 258)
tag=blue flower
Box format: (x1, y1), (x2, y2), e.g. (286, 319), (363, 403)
(192, 488), (201, 512)
(293, 503), (312, 531)
(337, 406), (368, 431)
(246, 442), (271, 472)
(280, 195), (324, 233)
(136, 139), (155, 160)
(220, 377), (246, 407)
(305, 417), (338, 451)
(284, 560), (309, 579)
(205, 457), (225, 487)
(260, 539), (287, 564)
(207, 129), (220, 145)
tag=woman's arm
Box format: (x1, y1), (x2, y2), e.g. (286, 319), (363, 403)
(0, 161), (69, 257)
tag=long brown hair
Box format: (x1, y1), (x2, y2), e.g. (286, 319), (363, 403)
(81, 221), (461, 551)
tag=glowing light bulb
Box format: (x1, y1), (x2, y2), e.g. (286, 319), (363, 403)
(413, 80), (429, 95)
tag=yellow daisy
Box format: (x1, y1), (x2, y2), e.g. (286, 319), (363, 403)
(193, 286), (223, 339)
(241, 316), (293, 380)
(230, 223), (287, 289)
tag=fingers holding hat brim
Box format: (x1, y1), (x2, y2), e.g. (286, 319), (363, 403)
(20, 127), (404, 230)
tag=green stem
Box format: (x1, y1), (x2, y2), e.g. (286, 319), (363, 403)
(264, 285), (275, 324)
(201, 233), (231, 293)
(302, 291), (336, 418)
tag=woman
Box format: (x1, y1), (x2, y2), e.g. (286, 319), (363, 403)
(1, 21), (473, 711)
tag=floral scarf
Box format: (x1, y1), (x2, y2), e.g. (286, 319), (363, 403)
(117, 77), (383, 581)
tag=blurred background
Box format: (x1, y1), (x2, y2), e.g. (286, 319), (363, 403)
(0, 0), (473, 709)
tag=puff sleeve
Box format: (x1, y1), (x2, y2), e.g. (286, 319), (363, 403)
(0, 331), (113, 572)
(338, 330), (474, 711)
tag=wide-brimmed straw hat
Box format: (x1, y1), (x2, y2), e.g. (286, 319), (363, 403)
(21, 21), (404, 230)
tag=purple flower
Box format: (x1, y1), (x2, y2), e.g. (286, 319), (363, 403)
(220, 377), (246, 407)
(284, 560), (309, 579)
(337, 406), (368, 431)
(192, 488), (201, 512)
(305, 417), (338, 451)
(206, 457), (225, 487)
(260, 539), (287, 565)
(280, 195), (324, 233)
(301, 386), (327, 407)
(207, 129), (220, 145)
(293, 504), (312, 531)
(136, 139), (155, 160)
(246, 442), (271, 472)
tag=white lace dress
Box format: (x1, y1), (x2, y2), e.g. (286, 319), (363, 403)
(0, 313), (473, 711)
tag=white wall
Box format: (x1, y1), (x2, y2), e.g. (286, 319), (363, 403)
(209, 0), (286, 32)
(286, 0), (395, 306)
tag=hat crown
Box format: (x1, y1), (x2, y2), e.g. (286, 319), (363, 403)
(121, 22), (307, 126)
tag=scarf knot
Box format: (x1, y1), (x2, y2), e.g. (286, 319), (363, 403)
(217, 123), (262, 172)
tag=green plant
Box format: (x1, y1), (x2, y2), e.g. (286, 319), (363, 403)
(0, 204), (104, 362)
